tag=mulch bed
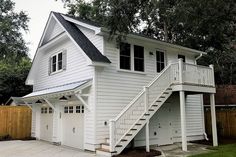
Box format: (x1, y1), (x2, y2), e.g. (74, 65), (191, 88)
(114, 148), (161, 157)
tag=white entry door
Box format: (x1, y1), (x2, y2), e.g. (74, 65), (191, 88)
(62, 105), (84, 149)
(40, 107), (53, 141)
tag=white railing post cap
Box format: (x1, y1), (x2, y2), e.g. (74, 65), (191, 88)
(209, 64), (214, 68)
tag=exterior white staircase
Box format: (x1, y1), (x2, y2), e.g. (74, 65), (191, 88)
(96, 60), (215, 156)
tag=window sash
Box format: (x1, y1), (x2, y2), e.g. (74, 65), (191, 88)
(156, 51), (165, 73)
(51, 52), (63, 72)
(134, 45), (144, 72)
(120, 43), (131, 70)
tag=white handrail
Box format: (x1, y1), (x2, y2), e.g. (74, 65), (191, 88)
(112, 63), (174, 122)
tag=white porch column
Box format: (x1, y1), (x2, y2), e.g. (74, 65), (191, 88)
(210, 94), (218, 146)
(144, 86), (150, 152)
(145, 122), (150, 152)
(52, 105), (61, 144)
(179, 91), (187, 151)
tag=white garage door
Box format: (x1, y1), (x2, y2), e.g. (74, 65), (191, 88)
(62, 105), (84, 149)
(40, 107), (53, 141)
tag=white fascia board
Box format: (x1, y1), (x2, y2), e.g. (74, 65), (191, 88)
(100, 28), (206, 55)
(25, 13), (56, 86)
(62, 15), (102, 34)
(87, 61), (110, 67)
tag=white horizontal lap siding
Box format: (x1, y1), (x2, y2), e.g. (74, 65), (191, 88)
(77, 26), (104, 53)
(95, 37), (198, 143)
(171, 94), (204, 142)
(34, 38), (93, 91)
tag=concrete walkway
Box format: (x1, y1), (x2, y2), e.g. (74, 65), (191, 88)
(155, 142), (212, 157)
(0, 140), (98, 157)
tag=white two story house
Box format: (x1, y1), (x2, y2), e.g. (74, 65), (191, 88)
(23, 12), (218, 156)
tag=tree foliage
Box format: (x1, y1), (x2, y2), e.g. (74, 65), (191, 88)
(62, 0), (236, 85)
(0, 0), (32, 104)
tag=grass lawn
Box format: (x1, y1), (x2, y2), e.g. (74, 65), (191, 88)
(190, 144), (236, 157)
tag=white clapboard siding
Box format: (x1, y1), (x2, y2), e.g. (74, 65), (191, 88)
(77, 25), (104, 53)
(95, 37), (199, 143)
(134, 94), (204, 146)
(34, 37), (93, 91)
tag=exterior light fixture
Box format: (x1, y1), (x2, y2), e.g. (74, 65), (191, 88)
(59, 96), (68, 102)
(35, 100), (42, 104)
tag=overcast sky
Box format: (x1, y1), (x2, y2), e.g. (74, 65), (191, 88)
(13, 0), (67, 59)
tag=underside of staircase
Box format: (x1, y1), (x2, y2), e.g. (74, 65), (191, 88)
(96, 87), (173, 156)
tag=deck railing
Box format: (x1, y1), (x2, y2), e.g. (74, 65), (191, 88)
(109, 59), (215, 152)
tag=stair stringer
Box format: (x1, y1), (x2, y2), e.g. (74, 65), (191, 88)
(113, 87), (173, 154)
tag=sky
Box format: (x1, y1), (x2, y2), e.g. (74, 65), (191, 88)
(13, 0), (67, 59)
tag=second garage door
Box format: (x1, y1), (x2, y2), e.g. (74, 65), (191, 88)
(62, 105), (84, 149)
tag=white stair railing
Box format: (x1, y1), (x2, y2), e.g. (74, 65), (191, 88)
(109, 63), (178, 152)
(109, 60), (215, 152)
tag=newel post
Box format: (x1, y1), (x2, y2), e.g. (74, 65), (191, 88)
(109, 119), (115, 152)
(178, 58), (184, 84)
(144, 86), (149, 112)
(209, 64), (215, 87)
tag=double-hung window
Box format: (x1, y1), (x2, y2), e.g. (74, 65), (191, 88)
(119, 43), (145, 72)
(156, 50), (165, 73)
(49, 50), (67, 75)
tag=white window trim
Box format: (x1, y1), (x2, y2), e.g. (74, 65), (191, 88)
(155, 49), (167, 73)
(117, 43), (146, 74)
(50, 50), (63, 75)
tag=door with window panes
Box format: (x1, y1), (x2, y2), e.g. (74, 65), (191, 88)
(40, 107), (53, 141)
(62, 105), (84, 149)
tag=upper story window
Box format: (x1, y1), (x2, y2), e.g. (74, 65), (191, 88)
(49, 50), (67, 75)
(120, 43), (131, 70)
(134, 45), (144, 72)
(178, 54), (186, 62)
(119, 43), (145, 72)
(156, 50), (165, 73)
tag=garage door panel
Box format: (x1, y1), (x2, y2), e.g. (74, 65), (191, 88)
(40, 107), (53, 141)
(62, 105), (84, 149)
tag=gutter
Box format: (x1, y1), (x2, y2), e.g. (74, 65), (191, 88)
(195, 53), (203, 64)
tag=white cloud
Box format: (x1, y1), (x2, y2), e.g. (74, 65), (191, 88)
(13, 0), (67, 59)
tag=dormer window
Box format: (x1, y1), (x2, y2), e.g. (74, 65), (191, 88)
(49, 50), (67, 75)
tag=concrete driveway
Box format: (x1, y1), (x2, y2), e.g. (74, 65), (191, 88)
(0, 140), (98, 157)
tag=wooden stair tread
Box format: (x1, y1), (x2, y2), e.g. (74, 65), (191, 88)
(148, 109), (154, 111)
(140, 118), (146, 120)
(126, 134), (132, 136)
(144, 113), (150, 116)
(131, 128), (137, 131)
(101, 143), (109, 146)
(135, 123), (142, 125)
(121, 139), (128, 141)
(156, 100), (162, 102)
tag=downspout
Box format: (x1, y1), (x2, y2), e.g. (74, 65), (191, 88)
(195, 53), (203, 64)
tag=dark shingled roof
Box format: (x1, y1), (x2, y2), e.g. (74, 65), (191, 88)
(53, 12), (111, 63)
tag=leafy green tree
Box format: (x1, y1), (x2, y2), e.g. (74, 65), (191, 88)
(0, 58), (32, 104)
(0, 0), (29, 61)
(62, 0), (236, 85)
(0, 0), (31, 104)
